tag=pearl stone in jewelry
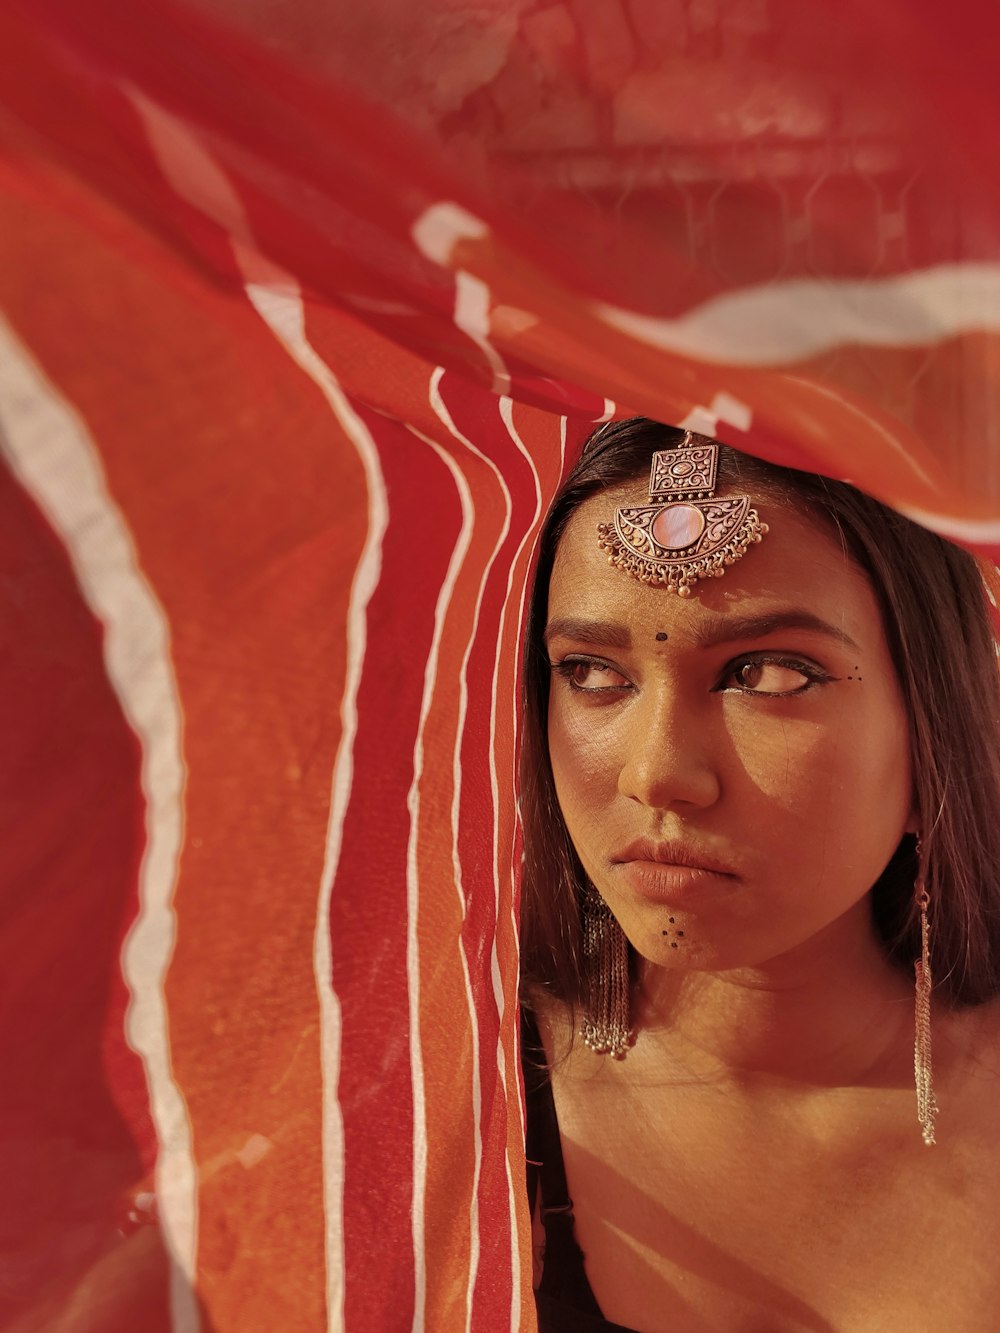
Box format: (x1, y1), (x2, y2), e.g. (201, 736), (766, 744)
(651, 503), (706, 550)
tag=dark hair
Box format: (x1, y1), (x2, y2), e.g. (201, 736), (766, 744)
(519, 417), (1000, 1020)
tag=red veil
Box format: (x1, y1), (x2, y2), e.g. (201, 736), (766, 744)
(1, 2), (999, 1328)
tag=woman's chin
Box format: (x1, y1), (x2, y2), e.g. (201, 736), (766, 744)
(627, 924), (714, 971)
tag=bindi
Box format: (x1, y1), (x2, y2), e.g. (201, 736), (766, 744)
(655, 631), (668, 642)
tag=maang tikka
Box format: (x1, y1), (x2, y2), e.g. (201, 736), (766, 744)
(597, 431), (768, 595)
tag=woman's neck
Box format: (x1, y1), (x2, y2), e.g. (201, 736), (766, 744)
(632, 905), (918, 1094)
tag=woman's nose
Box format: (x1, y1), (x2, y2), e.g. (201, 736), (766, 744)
(616, 688), (721, 811)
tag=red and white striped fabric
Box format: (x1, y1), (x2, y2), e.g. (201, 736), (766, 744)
(1, 1), (999, 1329)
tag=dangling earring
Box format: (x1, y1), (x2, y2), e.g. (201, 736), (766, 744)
(914, 839), (938, 1146)
(580, 885), (631, 1057)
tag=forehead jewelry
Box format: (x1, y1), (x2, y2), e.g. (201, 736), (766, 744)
(597, 432), (768, 597)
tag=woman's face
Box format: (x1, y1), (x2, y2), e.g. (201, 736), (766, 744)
(545, 478), (915, 974)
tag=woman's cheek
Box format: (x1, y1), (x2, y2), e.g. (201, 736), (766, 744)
(729, 715), (838, 809)
(549, 704), (621, 803)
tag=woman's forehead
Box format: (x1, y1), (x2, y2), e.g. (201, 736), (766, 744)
(548, 484), (879, 645)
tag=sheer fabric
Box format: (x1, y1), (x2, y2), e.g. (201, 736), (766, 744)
(1, 2), (999, 1328)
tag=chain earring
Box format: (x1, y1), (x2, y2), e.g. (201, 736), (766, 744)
(580, 886), (631, 1057)
(914, 838), (938, 1146)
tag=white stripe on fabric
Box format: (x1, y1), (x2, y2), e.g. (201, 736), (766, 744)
(595, 263), (1000, 365)
(897, 507), (1000, 545)
(505, 410), (566, 1331)
(412, 200), (1000, 370)
(504, 404), (566, 1173)
(454, 272), (512, 397)
(679, 391), (753, 438)
(125, 86), (255, 245)
(496, 397), (545, 1333)
(242, 280), (387, 1333)
(503, 401), (566, 1197)
(0, 317), (199, 1333)
(411, 204), (511, 397)
(126, 89), (379, 1333)
(411, 201), (488, 266)
(402, 420), (478, 1332)
(428, 370), (514, 1333)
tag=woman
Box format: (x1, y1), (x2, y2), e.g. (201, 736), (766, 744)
(519, 417), (1000, 1333)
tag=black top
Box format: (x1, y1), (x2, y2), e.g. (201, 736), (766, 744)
(522, 1008), (640, 1333)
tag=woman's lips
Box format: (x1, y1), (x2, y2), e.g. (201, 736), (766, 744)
(615, 860), (738, 903)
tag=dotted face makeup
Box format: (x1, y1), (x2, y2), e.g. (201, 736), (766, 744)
(661, 916), (686, 949)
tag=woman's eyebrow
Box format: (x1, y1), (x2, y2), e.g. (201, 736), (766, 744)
(544, 617), (631, 648)
(695, 609), (860, 651)
(543, 610), (859, 652)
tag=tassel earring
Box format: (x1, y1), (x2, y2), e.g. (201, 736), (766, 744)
(580, 886), (631, 1057)
(914, 841), (938, 1146)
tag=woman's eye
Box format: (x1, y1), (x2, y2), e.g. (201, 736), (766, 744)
(551, 659), (630, 692)
(725, 658), (818, 695)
